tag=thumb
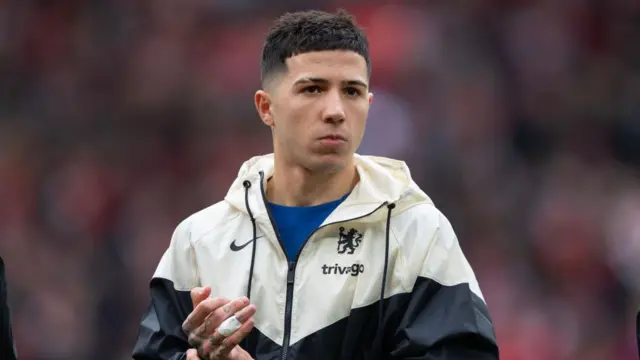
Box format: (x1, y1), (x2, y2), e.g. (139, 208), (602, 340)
(186, 348), (199, 360)
(190, 286), (211, 307)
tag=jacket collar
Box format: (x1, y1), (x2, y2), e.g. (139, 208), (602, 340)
(223, 153), (432, 224)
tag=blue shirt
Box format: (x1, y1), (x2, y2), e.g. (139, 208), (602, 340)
(268, 193), (349, 260)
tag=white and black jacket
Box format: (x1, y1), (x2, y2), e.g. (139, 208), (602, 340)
(132, 154), (499, 360)
(0, 257), (17, 360)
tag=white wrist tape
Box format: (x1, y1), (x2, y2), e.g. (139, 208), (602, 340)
(218, 315), (242, 337)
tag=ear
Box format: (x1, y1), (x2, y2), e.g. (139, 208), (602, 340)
(368, 92), (374, 105)
(255, 90), (275, 127)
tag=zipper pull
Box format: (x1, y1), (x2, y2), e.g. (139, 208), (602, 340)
(287, 262), (295, 285)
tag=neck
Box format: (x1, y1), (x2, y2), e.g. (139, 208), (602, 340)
(266, 156), (358, 207)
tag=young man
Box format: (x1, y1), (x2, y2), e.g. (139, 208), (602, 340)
(132, 9), (499, 360)
(0, 256), (18, 360)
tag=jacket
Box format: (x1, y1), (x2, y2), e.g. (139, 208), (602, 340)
(0, 256), (17, 360)
(132, 153), (499, 360)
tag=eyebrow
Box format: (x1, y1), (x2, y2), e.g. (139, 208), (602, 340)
(293, 77), (368, 89)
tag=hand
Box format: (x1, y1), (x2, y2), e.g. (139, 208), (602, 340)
(182, 286), (256, 360)
(185, 347), (254, 360)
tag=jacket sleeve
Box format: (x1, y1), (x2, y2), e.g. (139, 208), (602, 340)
(0, 256), (17, 360)
(388, 207), (499, 359)
(132, 218), (199, 360)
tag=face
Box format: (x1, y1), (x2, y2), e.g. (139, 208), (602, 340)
(255, 50), (373, 174)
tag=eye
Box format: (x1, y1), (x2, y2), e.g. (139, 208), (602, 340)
(303, 85), (322, 94)
(345, 87), (361, 97)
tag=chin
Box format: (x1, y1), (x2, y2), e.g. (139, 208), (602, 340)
(306, 153), (350, 174)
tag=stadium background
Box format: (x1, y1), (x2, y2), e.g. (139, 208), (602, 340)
(1, 1), (639, 359)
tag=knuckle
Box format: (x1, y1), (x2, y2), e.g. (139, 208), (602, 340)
(199, 298), (212, 309)
(223, 333), (239, 346)
(232, 301), (244, 311)
(196, 299), (212, 312)
(213, 308), (230, 323)
(211, 299), (226, 311)
(207, 349), (218, 360)
(213, 297), (226, 304)
(237, 307), (255, 322)
(217, 341), (232, 354)
(222, 301), (234, 311)
(197, 341), (213, 359)
(201, 297), (225, 312)
(187, 332), (200, 346)
(212, 346), (226, 359)
(228, 302), (243, 314)
(205, 314), (221, 328)
(182, 319), (194, 332)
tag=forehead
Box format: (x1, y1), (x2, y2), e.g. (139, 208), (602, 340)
(284, 50), (368, 83)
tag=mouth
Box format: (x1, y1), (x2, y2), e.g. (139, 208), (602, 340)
(318, 134), (347, 141)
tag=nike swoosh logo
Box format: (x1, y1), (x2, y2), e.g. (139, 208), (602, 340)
(230, 236), (264, 252)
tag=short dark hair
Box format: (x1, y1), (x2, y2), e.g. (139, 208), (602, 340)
(260, 9), (371, 86)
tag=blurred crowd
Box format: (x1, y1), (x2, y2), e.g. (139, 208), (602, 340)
(1, 0), (639, 359)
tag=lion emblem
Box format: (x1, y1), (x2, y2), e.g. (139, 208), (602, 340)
(337, 227), (363, 254)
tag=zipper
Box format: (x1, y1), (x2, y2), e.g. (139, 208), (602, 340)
(257, 172), (293, 360)
(282, 203), (386, 360)
(282, 261), (295, 360)
(258, 171), (388, 360)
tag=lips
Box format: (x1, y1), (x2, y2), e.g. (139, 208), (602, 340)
(319, 134), (346, 141)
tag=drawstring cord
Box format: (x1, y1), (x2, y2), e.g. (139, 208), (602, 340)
(375, 202), (395, 356)
(241, 180), (258, 351)
(242, 180), (258, 301)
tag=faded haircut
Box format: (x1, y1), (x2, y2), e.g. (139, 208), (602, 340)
(260, 9), (371, 86)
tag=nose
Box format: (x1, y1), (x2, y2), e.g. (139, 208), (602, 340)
(322, 90), (345, 124)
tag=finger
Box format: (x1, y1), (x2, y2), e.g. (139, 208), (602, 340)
(183, 297), (229, 333)
(191, 286), (211, 308)
(186, 297), (252, 354)
(185, 348), (200, 360)
(229, 303), (256, 323)
(215, 318), (255, 357)
(204, 297), (250, 332)
(206, 304), (256, 349)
